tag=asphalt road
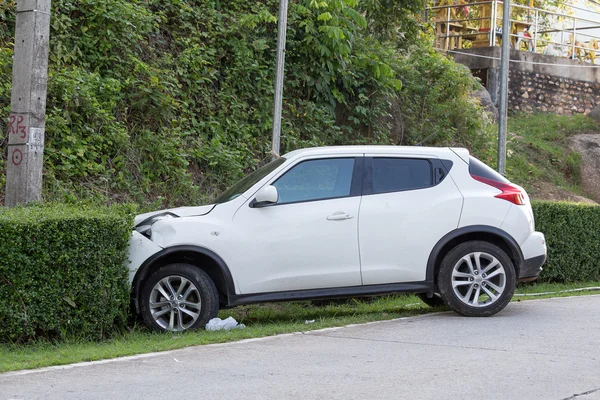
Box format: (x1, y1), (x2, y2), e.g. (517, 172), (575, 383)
(2, 295), (600, 400)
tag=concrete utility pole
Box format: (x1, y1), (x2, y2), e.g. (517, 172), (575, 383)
(497, 0), (511, 175)
(271, 0), (289, 159)
(5, 0), (51, 206)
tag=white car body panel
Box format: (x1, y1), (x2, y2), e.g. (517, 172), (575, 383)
(500, 189), (547, 260)
(519, 232), (547, 260)
(447, 155), (512, 229)
(500, 203), (535, 246)
(229, 151), (364, 293)
(134, 204), (216, 226)
(231, 196), (362, 293)
(143, 198), (246, 290)
(358, 153), (464, 284)
(127, 231), (163, 283)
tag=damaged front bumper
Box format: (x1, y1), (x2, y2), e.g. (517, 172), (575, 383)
(126, 230), (163, 284)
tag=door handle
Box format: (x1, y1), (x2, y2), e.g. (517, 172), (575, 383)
(326, 212), (354, 221)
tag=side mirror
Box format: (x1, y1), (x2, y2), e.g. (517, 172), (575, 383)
(251, 185), (279, 208)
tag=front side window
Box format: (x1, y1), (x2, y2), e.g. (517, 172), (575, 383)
(371, 158), (432, 194)
(273, 158), (355, 204)
(215, 158), (286, 204)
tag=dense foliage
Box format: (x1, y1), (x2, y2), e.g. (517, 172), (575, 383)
(533, 201), (600, 283)
(0, 204), (134, 343)
(0, 0), (493, 207)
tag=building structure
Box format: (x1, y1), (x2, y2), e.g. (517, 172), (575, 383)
(429, 1), (600, 114)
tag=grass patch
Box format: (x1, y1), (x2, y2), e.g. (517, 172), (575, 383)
(1, 281), (599, 374)
(506, 113), (600, 199)
(514, 280), (600, 298)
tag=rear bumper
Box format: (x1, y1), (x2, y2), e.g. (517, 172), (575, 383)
(520, 232), (546, 259)
(518, 253), (546, 282)
(517, 231), (546, 282)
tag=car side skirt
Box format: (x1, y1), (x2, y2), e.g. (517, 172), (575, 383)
(227, 281), (434, 307)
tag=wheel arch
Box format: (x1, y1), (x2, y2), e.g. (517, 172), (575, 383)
(132, 245), (236, 313)
(426, 226), (524, 285)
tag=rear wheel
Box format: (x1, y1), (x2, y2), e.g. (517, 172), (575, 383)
(438, 241), (516, 317)
(140, 263), (219, 332)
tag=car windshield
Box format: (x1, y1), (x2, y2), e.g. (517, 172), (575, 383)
(215, 158), (287, 204)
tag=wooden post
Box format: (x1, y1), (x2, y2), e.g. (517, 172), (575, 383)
(5, 0), (51, 206)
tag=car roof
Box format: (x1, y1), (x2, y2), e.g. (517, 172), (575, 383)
(282, 145), (466, 159)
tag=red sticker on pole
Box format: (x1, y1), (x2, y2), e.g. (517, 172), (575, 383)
(11, 148), (23, 166)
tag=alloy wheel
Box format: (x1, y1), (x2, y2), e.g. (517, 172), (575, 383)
(451, 252), (506, 308)
(149, 276), (202, 331)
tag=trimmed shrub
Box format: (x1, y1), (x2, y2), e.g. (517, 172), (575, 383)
(532, 201), (600, 283)
(0, 204), (134, 343)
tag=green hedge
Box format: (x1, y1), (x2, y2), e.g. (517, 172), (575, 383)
(0, 204), (134, 343)
(533, 201), (600, 283)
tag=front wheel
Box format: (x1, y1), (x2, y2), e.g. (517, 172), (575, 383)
(438, 241), (516, 317)
(140, 263), (219, 332)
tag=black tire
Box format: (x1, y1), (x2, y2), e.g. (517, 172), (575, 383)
(416, 292), (446, 308)
(140, 263), (219, 332)
(438, 241), (516, 317)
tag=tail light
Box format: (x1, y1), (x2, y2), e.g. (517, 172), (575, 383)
(471, 175), (526, 205)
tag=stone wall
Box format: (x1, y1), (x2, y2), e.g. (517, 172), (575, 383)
(509, 70), (600, 115)
(451, 47), (600, 116)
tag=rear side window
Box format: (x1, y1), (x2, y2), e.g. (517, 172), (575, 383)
(371, 158), (432, 194)
(468, 156), (510, 184)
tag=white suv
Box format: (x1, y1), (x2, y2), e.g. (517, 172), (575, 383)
(127, 146), (547, 332)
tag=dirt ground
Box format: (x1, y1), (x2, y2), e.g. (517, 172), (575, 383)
(530, 181), (598, 204)
(569, 133), (600, 204)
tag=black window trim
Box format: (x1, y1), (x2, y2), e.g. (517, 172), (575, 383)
(254, 156), (364, 207)
(468, 156), (509, 184)
(362, 156), (453, 196)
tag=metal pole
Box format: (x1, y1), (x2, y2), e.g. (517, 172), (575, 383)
(271, 0), (289, 159)
(571, 17), (577, 59)
(5, 0), (51, 206)
(497, 0), (510, 175)
(491, 0), (497, 47)
(533, 10), (538, 52)
(446, 6), (451, 51)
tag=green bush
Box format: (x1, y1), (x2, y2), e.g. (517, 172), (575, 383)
(533, 201), (600, 283)
(0, 204), (135, 343)
(392, 42), (496, 163)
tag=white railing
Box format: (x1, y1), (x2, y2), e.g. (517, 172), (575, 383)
(427, 1), (600, 63)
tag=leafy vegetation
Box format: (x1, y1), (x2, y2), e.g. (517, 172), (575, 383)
(506, 113), (600, 199)
(0, 203), (135, 343)
(0, 0), (493, 208)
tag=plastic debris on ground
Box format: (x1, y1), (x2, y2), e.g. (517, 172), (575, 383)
(304, 319), (315, 324)
(205, 317), (246, 331)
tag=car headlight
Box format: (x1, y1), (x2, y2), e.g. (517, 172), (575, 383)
(135, 213), (176, 237)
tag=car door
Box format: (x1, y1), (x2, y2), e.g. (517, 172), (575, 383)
(231, 156), (364, 294)
(358, 155), (463, 285)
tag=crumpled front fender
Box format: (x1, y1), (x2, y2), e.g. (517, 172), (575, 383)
(127, 231), (163, 284)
